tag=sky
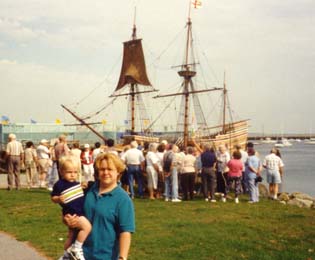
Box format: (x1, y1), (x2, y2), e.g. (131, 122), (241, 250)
(0, 0), (314, 134)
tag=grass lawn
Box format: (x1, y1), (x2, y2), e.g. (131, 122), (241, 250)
(0, 188), (314, 260)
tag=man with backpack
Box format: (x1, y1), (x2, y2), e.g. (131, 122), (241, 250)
(163, 144), (181, 202)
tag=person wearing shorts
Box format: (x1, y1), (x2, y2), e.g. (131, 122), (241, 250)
(263, 148), (284, 200)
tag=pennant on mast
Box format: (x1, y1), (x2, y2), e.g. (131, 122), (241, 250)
(191, 0), (202, 9)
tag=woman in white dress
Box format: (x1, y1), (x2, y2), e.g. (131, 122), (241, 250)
(146, 143), (160, 199)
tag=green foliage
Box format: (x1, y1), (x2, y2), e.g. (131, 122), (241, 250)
(0, 190), (314, 260)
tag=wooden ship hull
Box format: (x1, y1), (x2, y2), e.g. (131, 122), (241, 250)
(193, 120), (249, 150)
(122, 134), (159, 145)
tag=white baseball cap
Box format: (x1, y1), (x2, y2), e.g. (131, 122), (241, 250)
(40, 139), (49, 144)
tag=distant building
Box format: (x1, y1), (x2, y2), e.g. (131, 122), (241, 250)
(0, 123), (118, 149)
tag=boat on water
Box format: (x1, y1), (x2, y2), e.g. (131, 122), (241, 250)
(275, 138), (292, 147)
(261, 137), (276, 144)
(305, 138), (315, 145)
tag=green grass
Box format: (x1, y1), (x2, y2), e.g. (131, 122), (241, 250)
(0, 189), (314, 260)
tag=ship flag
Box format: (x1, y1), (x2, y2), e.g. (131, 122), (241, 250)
(191, 0), (202, 9)
(143, 119), (150, 126)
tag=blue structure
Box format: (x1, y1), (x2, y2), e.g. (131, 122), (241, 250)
(0, 123), (118, 149)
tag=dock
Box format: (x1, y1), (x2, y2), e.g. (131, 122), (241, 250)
(249, 133), (315, 140)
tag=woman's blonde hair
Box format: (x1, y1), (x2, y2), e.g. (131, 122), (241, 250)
(95, 153), (126, 173)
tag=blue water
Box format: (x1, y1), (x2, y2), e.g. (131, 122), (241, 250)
(255, 142), (315, 197)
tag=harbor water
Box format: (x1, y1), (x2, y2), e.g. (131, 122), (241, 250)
(0, 141), (314, 197)
(255, 142), (315, 197)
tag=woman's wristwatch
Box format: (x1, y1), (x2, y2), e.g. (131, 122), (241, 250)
(119, 257), (127, 260)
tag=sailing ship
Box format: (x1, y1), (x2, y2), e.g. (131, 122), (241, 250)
(63, 3), (248, 150)
(154, 4), (249, 151)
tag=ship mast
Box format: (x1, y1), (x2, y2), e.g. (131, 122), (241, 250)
(130, 17), (137, 133)
(180, 14), (195, 149)
(154, 6), (222, 149)
(222, 71), (227, 134)
(110, 8), (156, 135)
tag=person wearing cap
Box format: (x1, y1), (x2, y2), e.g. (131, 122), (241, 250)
(161, 140), (168, 146)
(81, 144), (94, 182)
(6, 133), (24, 190)
(36, 139), (51, 188)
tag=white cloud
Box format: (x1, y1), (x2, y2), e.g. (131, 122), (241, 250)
(0, 59), (108, 123)
(0, 0), (314, 133)
(0, 18), (40, 42)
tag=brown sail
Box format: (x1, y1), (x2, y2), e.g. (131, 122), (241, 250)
(115, 39), (151, 92)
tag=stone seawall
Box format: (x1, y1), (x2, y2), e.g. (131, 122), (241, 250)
(259, 183), (315, 209)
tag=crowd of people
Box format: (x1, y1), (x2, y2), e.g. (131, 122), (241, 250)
(119, 140), (284, 204)
(3, 133), (285, 203)
(2, 133), (286, 260)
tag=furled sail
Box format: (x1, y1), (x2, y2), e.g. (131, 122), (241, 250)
(115, 39), (151, 92)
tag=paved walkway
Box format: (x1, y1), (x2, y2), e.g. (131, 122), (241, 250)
(0, 173), (37, 189)
(0, 232), (49, 260)
(0, 174), (50, 260)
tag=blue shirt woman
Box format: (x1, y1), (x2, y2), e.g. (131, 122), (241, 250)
(245, 149), (261, 203)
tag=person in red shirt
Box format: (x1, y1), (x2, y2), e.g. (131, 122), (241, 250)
(81, 144), (94, 183)
(226, 150), (244, 203)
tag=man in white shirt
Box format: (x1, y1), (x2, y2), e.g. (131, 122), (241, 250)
(263, 148), (284, 199)
(6, 133), (24, 190)
(121, 141), (145, 199)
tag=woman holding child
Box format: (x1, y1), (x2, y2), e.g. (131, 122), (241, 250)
(64, 153), (135, 260)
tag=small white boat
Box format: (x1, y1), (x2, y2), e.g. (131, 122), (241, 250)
(305, 140), (315, 145)
(275, 138), (292, 147)
(261, 137), (276, 144)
